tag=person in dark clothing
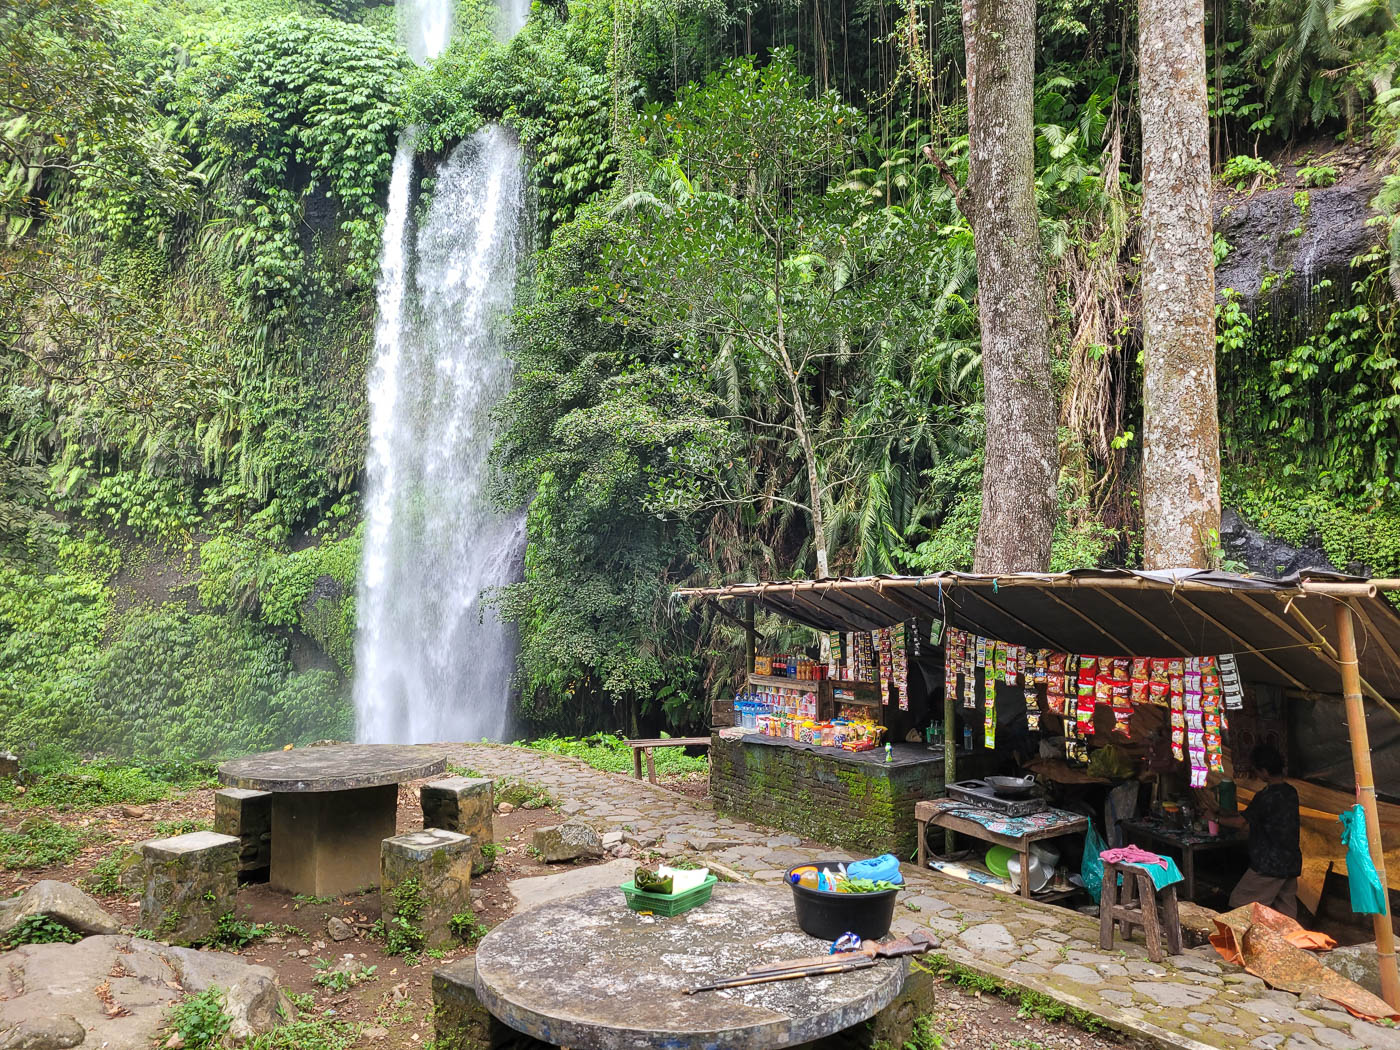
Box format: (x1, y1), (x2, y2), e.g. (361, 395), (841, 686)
(1223, 743), (1302, 916)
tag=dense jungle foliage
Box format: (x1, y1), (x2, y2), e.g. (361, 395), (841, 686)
(7, 0), (1400, 754)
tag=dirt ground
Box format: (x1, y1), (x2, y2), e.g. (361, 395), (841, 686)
(0, 774), (681, 1047)
(1, 771), (1128, 1050)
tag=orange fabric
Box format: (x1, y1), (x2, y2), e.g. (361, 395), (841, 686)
(1209, 905), (1395, 1022)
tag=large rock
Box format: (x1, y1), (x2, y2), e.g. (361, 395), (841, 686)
(0, 881), (120, 941)
(1214, 173), (1383, 325)
(0, 934), (291, 1050)
(532, 821), (602, 864)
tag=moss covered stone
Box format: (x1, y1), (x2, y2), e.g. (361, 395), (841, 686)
(710, 735), (944, 856)
(381, 829), (473, 950)
(138, 831), (239, 946)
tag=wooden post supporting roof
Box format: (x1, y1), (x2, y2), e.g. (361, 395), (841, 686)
(1334, 601), (1400, 1009)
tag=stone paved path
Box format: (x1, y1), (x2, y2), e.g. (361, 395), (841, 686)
(444, 744), (1399, 1050)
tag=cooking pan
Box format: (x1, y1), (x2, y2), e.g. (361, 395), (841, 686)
(985, 774), (1036, 798)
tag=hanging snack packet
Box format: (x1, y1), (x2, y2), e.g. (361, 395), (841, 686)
(1024, 687), (1040, 731)
(976, 636), (987, 668)
(1006, 644), (1020, 687)
(894, 623), (909, 711)
(1077, 680), (1097, 736)
(1218, 653), (1245, 710)
(984, 670), (997, 748)
(1170, 688), (1186, 761)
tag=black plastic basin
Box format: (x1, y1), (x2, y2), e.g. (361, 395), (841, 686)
(785, 861), (899, 941)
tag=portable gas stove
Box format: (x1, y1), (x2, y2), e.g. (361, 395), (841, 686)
(946, 779), (1048, 817)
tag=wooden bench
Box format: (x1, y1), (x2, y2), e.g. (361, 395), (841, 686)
(627, 737), (710, 784)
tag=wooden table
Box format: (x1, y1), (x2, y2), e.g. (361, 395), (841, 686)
(1119, 818), (1247, 901)
(627, 736), (710, 783)
(218, 744), (445, 896)
(455, 885), (908, 1050)
(915, 797), (1088, 898)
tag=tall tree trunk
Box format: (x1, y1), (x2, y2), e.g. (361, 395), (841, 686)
(961, 0), (1058, 574)
(1139, 0), (1220, 569)
(772, 255), (831, 579)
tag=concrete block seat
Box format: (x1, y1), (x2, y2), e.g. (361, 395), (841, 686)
(422, 777), (495, 873)
(381, 828), (474, 950)
(139, 831), (240, 946)
(214, 787), (272, 881)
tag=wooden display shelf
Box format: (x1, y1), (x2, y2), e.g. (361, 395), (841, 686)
(830, 680), (884, 706)
(747, 673), (824, 690)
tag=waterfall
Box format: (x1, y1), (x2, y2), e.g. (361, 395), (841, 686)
(355, 0), (528, 745)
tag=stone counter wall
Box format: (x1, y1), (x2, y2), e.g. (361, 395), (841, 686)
(710, 735), (944, 856)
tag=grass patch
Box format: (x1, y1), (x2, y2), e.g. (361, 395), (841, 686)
(244, 1018), (361, 1050)
(920, 955), (1106, 1035)
(521, 733), (707, 777)
(82, 846), (140, 897)
(0, 818), (96, 870)
(0, 746), (216, 812)
(311, 958), (378, 992)
(154, 817), (213, 836)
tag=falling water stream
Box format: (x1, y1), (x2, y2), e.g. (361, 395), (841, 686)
(354, 0), (528, 744)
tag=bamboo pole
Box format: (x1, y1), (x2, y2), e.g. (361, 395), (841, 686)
(1334, 601), (1400, 1010)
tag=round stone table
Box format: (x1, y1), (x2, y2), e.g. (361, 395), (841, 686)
(472, 885), (907, 1050)
(218, 744), (445, 897)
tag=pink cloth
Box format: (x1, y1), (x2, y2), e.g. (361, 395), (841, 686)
(1100, 845), (1168, 869)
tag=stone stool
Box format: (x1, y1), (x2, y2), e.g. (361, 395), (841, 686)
(422, 777), (495, 874)
(1098, 859), (1183, 963)
(381, 829), (473, 950)
(139, 831), (240, 946)
(214, 788), (272, 882)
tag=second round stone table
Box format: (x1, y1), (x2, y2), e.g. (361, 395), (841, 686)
(218, 744), (446, 896)
(464, 885), (909, 1050)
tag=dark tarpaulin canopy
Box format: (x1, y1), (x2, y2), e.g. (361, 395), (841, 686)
(673, 568), (1400, 710)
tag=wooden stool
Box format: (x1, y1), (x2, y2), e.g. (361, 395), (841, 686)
(1098, 860), (1183, 963)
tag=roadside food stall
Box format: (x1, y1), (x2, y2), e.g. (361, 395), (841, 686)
(676, 568), (1400, 1009)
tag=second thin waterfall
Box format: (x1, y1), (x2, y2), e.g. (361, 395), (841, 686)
(355, 0), (528, 744)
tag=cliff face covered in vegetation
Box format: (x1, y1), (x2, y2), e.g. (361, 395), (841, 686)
(7, 0), (1400, 755)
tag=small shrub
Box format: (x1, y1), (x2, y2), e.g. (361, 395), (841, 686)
(208, 913), (268, 949)
(480, 842), (503, 861)
(0, 913), (82, 948)
(163, 988), (232, 1050)
(1222, 154), (1280, 191)
(449, 910), (489, 946)
(383, 877), (426, 956)
(1298, 163), (1339, 188)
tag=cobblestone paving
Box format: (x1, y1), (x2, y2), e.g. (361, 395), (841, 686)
(445, 744), (1399, 1050)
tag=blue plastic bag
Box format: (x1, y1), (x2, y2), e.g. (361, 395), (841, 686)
(1081, 821), (1107, 903)
(847, 854), (903, 885)
(1340, 805), (1387, 915)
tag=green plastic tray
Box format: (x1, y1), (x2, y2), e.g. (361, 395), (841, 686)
(620, 874), (718, 916)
